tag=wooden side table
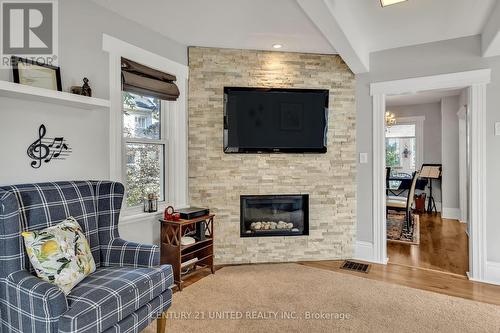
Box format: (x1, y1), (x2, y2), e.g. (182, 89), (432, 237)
(159, 214), (215, 291)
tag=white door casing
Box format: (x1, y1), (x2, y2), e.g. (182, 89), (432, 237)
(369, 69), (490, 281)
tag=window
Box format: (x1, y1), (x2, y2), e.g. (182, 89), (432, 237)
(122, 91), (167, 207)
(385, 123), (417, 175)
(104, 35), (189, 214)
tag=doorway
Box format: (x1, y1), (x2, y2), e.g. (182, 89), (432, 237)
(370, 69), (490, 281)
(384, 89), (468, 275)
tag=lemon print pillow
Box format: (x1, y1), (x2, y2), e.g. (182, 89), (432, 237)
(22, 217), (96, 295)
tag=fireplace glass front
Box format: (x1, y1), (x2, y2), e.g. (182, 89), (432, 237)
(240, 194), (309, 237)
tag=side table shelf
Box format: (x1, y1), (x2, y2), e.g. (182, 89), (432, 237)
(160, 214), (215, 291)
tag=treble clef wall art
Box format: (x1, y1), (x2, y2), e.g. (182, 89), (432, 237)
(27, 124), (72, 169)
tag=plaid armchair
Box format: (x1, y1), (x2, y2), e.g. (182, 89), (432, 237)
(0, 181), (173, 333)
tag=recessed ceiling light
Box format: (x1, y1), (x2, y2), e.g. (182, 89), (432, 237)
(272, 44), (283, 49)
(380, 0), (407, 7)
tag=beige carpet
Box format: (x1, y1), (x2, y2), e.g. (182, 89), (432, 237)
(147, 263), (500, 333)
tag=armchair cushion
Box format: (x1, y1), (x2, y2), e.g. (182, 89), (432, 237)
(101, 238), (160, 268)
(2, 270), (68, 332)
(59, 265), (173, 333)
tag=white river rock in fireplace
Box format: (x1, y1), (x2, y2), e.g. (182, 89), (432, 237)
(249, 221), (297, 231)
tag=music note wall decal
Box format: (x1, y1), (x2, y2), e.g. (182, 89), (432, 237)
(27, 125), (72, 169)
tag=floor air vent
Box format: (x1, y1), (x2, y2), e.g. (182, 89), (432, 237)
(340, 260), (370, 273)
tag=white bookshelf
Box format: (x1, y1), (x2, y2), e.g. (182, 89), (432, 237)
(0, 81), (110, 110)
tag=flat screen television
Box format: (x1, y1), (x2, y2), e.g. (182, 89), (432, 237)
(223, 87), (329, 153)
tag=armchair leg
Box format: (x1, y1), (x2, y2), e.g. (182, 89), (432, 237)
(157, 313), (167, 333)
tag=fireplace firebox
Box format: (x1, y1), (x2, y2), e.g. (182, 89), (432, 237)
(240, 194), (309, 237)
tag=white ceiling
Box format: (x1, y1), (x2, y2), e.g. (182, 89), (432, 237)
(90, 0), (335, 54)
(331, 0), (496, 53)
(386, 88), (464, 107)
(91, 0), (500, 73)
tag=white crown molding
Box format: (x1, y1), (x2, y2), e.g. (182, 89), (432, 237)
(370, 69), (491, 96)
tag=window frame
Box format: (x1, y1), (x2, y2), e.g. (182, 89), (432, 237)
(103, 34), (189, 221)
(385, 115), (424, 173)
(121, 96), (171, 211)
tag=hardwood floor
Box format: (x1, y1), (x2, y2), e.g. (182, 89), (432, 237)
(387, 213), (469, 276)
(299, 260), (500, 307)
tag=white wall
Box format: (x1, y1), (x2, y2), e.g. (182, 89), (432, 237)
(441, 96), (461, 219)
(0, 98), (108, 184)
(0, 0), (187, 98)
(0, 0), (187, 245)
(356, 35), (500, 264)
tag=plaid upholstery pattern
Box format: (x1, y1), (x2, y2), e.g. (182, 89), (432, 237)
(94, 182), (159, 268)
(102, 289), (172, 333)
(59, 265), (173, 333)
(0, 181), (101, 274)
(102, 238), (160, 268)
(0, 181), (173, 333)
(1, 270), (68, 332)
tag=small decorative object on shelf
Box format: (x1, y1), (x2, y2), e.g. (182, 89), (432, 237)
(143, 193), (158, 213)
(164, 206), (180, 220)
(164, 206), (174, 220)
(27, 124), (72, 169)
(71, 77), (92, 97)
(160, 213), (215, 290)
(70, 86), (82, 95)
(81, 77), (92, 97)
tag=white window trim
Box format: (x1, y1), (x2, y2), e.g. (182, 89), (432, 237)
(122, 99), (169, 212)
(103, 34), (189, 217)
(388, 116), (425, 172)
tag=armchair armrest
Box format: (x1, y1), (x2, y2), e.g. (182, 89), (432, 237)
(3, 270), (67, 331)
(101, 238), (160, 268)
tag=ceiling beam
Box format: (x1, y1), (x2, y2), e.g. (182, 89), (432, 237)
(482, 0), (500, 57)
(296, 0), (369, 74)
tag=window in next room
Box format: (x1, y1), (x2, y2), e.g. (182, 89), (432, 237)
(386, 123), (418, 177)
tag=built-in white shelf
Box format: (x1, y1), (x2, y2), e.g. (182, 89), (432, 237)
(0, 81), (110, 110)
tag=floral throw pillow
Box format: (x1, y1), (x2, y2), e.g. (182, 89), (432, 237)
(21, 217), (96, 295)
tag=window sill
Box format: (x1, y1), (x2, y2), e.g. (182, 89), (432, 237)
(120, 211), (162, 226)
(119, 203), (190, 226)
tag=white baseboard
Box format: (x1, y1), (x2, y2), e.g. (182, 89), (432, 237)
(354, 241), (374, 262)
(354, 241), (389, 264)
(484, 261), (500, 285)
(442, 207), (461, 220)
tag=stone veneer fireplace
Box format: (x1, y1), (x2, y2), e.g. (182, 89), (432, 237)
(188, 47), (356, 264)
(240, 195), (309, 237)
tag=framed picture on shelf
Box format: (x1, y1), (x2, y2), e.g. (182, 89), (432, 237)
(11, 56), (62, 91)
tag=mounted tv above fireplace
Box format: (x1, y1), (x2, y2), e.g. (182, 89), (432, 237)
(223, 87), (329, 153)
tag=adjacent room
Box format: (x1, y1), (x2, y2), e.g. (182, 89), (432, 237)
(385, 89), (469, 276)
(1, 0), (500, 332)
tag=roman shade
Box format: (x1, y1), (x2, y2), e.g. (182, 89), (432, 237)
(121, 58), (180, 101)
